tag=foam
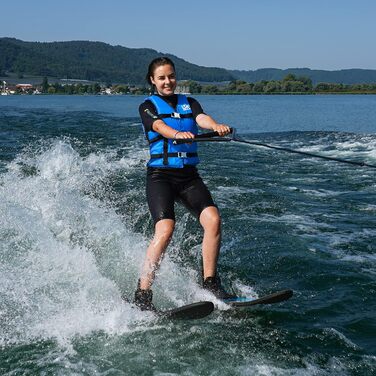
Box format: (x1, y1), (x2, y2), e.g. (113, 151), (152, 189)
(0, 139), (213, 348)
(323, 328), (360, 350)
(286, 187), (345, 198)
(296, 134), (376, 164)
(237, 357), (347, 376)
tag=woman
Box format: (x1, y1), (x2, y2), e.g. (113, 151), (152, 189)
(135, 57), (235, 311)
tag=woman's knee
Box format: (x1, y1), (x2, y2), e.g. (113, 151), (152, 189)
(154, 219), (175, 245)
(200, 207), (221, 232)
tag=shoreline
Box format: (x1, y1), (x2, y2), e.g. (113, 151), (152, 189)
(2, 92), (376, 96)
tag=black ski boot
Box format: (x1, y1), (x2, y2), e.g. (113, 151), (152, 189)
(203, 275), (237, 300)
(134, 288), (156, 311)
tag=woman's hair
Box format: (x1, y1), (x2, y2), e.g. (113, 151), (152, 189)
(146, 57), (176, 85)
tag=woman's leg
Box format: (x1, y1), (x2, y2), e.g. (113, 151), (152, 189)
(199, 206), (221, 279)
(138, 218), (175, 290)
(199, 206), (236, 299)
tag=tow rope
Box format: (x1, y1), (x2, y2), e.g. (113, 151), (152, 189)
(173, 129), (376, 169)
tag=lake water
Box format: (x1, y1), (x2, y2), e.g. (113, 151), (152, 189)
(1, 95), (375, 375)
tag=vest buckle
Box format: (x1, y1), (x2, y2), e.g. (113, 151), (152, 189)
(171, 112), (181, 118)
(177, 152), (187, 158)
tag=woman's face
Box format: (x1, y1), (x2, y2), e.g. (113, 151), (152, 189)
(150, 64), (177, 96)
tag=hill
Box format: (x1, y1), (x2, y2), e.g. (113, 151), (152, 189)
(1, 38), (376, 85)
(0, 38), (234, 84)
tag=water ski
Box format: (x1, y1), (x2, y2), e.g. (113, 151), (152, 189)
(157, 301), (214, 320)
(223, 289), (293, 308)
(122, 294), (214, 320)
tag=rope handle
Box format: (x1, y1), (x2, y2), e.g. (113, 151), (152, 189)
(172, 128), (234, 144)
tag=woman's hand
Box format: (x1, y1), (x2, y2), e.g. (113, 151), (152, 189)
(174, 131), (195, 139)
(213, 124), (231, 137)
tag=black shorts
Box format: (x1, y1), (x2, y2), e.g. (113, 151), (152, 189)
(146, 166), (216, 224)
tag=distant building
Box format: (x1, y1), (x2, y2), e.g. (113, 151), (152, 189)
(16, 84), (33, 93)
(176, 81), (191, 95)
(1, 80), (7, 95)
(100, 87), (113, 95)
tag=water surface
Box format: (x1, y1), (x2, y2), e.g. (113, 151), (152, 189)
(1, 95), (375, 375)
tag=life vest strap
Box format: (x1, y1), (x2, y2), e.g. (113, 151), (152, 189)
(163, 139), (169, 165)
(147, 134), (164, 144)
(158, 113), (193, 119)
(150, 152), (198, 159)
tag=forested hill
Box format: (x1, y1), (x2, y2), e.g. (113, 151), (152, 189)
(1, 38), (376, 85)
(230, 68), (376, 85)
(0, 38), (234, 84)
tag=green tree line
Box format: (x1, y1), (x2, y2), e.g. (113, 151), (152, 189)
(25, 75), (376, 96)
(187, 74), (376, 94)
(31, 78), (149, 95)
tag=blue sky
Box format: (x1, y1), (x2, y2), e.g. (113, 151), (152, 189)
(1, 0), (375, 70)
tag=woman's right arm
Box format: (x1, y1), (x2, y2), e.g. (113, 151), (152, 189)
(152, 120), (195, 140)
(139, 101), (194, 140)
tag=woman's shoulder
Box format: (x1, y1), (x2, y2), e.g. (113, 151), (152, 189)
(139, 98), (155, 111)
(186, 96), (200, 105)
(185, 96), (204, 116)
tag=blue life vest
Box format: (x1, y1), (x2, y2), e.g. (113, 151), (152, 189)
(144, 95), (199, 168)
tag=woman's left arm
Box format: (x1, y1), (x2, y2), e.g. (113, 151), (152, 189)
(195, 113), (231, 136)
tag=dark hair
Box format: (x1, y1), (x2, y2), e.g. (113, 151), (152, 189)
(146, 57), (176, 85)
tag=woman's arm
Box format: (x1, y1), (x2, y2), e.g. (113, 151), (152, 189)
(152, 119), (195, 140)
(196, 113), (231, 136)
(140, 100), (194, 139)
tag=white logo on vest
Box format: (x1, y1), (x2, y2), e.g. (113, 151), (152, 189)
(180, 104), (191, 111)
